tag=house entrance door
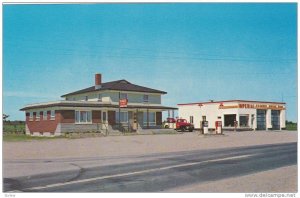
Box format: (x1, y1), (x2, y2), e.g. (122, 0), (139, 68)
(102, 111), (108, 130)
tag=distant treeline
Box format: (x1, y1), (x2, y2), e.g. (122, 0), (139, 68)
(3, 120), (25, 125)
(286, 120), (297, 131)
(286, 120), (297, 125)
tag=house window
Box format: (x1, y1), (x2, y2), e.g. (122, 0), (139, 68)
(75, 111), (80, 123)
(43, 111), (47, 120)
(190, 116), (194, 124)
(75, 111), (92, 124)
(120, 93), (127, 99)
(29, 112), (33, 121)
(85, 96), (88, 101)
(50, 110), (55, 120)
(36, 111), (40, 121)
(143, 112), (156, 126)
(143, 94), (149, 103)
(116, 111), (128, 123)
(98, 94), (102, 102)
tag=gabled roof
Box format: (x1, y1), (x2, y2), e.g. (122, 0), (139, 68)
(61, 79), (167, 97)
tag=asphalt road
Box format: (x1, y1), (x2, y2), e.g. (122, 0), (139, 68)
(4, 142), (297, 192)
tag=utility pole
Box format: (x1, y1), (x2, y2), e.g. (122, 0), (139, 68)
(119, 92), (121, 132)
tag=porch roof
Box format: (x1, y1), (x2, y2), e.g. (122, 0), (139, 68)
(20, 101), (178, 111)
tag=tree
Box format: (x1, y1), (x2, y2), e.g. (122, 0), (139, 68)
(3, 114), (9, 121)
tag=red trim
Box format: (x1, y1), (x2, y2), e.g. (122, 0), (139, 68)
(178, 100), (286, 106)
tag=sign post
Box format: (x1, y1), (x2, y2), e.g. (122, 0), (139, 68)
(119, 98), (128, 133)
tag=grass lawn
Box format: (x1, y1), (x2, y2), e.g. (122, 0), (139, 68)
(286, 123), (297, 131)
(3, 124), (25, 133)
(3, 134), (64, 142)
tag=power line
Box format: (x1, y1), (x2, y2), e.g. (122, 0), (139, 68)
(5, 38), (297, 63)
(5, 42), (297, 63)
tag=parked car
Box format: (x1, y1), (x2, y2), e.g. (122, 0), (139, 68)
(163, 118), (194, 132)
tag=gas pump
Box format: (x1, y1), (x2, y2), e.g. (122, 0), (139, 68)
(215, 121), (222, 134)
(203, 121), (209, 134)
(234, 120), (238, 132)
(133, 112), (137, 130)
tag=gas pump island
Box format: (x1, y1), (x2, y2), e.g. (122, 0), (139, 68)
(200, 120), (223, 135)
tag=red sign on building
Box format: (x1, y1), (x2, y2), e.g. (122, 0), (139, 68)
(119, 99), (128, 108)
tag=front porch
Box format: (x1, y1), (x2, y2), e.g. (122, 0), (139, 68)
(107, 106), (178, 134)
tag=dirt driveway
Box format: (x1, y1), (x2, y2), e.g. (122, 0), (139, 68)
(3, 131), (297, 160)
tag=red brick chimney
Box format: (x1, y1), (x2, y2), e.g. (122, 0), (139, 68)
(95, 73), (102, 89)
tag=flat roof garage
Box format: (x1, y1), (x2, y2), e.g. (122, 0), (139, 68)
(178, 100), (286, 131)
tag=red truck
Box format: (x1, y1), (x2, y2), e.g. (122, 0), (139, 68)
(163, 118), (194, 132)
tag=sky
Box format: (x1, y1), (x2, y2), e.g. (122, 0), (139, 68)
(3, 3), (297, 121)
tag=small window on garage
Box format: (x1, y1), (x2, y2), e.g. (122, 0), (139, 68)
(190, 116), (194, 124)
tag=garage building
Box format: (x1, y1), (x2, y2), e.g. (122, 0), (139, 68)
(178, 100), (286, 131)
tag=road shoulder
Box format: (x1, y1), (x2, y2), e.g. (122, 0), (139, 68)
(167, 165), (297, 193)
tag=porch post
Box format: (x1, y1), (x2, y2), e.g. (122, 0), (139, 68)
(127, 109), (130, 132)
(172, 110), (175, 128)
(136, 108), (138, 130)
(119, 92), (121, 131)
(147, 108), (149, 129)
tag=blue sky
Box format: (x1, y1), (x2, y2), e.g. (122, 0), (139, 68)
(3, 3), (297, 121)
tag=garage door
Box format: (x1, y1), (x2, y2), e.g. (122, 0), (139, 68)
(257, 110), (266, 130)
(271, 110), (280, 130)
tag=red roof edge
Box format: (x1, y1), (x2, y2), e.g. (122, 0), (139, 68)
(177, 100), (286, 106)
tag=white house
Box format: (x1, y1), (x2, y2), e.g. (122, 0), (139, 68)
(20, 73), (177, 136)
